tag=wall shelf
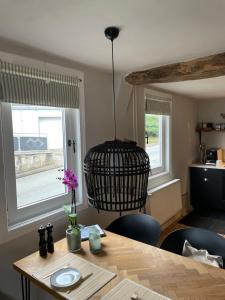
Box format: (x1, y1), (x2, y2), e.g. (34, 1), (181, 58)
(196, 128), (225, 144)
(196, 128), (225, 133)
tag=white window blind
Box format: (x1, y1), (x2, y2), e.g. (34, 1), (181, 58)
(145, 94), (171, 116)
(0, 61), (80, 108)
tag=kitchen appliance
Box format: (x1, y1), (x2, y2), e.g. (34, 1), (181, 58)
(199, 144), (206, 164)
(206, 148), (222, 165)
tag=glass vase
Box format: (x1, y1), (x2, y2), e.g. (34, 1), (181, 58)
(66, 226), (81, 252)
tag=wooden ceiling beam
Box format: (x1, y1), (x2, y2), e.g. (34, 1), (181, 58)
(125, 52), (225, 85)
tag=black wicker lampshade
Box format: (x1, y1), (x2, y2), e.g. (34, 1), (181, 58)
(84, 27), (150, 214)
(84, 140), (150, 213)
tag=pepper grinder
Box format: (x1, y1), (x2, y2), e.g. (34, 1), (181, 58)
(38, 225), (47, 257)
(46, 223), (54, 253)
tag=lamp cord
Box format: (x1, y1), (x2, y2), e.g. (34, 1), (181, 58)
(111, 39), (117, 140)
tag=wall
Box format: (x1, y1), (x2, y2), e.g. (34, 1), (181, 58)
(171, 93), (199, 211)
(15, 150), (63, 176)
(0, 39), (199, 300)
(129, 86), (199, 195)
(198, 99), (225, 149)
(129, 86), (199, 213)
(149, 180), (182, 225)
(150, 92), (198, 217)
(171, 94), (199, 195)
(86, 77), (198, 219)
(0, 40), (121, 300)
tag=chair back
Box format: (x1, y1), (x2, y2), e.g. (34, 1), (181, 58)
(160, 228), (225, 268)
(106, 214), (161, 246)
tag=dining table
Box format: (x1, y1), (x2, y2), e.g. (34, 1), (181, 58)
(13, 230), (225, 300)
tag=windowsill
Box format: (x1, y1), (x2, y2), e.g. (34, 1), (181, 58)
(148, 170), (172, 189)
(150, 170), (169, 180)
(0, 202), (88, 245)
(148, 178), (180, 195)
(8, 207), (65, 232)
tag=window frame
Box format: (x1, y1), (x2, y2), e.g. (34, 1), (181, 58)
(0, 52), (86, 244)
(2, 103), (81, 226)
(145, 114), (169, 176)
(144, 89), (172, 189)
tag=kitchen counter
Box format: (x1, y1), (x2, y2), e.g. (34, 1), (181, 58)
(190, 162), (225, 170)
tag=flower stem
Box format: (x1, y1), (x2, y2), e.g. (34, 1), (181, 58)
(71, 189), (76, 214)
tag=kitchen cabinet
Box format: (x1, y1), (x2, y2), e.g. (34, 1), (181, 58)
(190, 166), (225, 210)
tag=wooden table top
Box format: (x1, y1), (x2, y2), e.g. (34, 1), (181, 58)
(13, 231), (225, 300)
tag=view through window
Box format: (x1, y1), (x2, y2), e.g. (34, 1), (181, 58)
(145, 114), (162, 170)
(12, 104), (66, 208)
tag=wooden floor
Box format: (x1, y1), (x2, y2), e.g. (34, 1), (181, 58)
(160, 217), (225, 246)
(159, 221), (189, 245)
(179, 209), (225, 235)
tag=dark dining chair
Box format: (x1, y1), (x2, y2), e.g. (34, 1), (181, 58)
(160, 227), (225, 268)
(106, 213), (161, 246)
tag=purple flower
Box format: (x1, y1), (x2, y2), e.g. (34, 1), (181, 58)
(62, 169), (78, 192)
(57, 169), (78, 215)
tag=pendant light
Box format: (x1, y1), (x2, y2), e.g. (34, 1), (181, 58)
(84, 27), (150, 214)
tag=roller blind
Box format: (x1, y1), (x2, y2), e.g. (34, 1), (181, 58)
(0, 61), (80, 108)
(145, 93), (171, 116)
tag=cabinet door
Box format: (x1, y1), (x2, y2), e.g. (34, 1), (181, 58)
(190, 167), (223, 209)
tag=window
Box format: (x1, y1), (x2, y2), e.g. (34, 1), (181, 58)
(12, 105), (66, 208)
(1, 103), (82, 226)
(0, 60), (84, 230)
(145, 90), (171, 184)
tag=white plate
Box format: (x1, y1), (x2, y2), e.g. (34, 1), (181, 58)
(50, 267), (81, 288)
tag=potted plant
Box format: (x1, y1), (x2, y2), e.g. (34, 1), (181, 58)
(58, 169), (81, 252)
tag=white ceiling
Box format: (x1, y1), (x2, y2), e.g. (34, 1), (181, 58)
(1, 0), (225, 99)
(151, 76), (225, 100)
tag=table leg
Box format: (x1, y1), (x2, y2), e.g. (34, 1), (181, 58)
(21, 274), (30, 300)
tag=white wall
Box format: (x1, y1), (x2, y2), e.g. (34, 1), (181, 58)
(128, 86), (199, 195)
(0, 40), (199, 300)
(171, 93), (199, 211)
(116, 82), (198, 221)
(149, 180), (182, 225)
(127, 86), (198, 214)
(146, 92), (198, 220)
(114, 82), (198, 221)
(171, 94), (199, 195)
(0, 41), (120, 300)
(198, 99), (225, 149)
